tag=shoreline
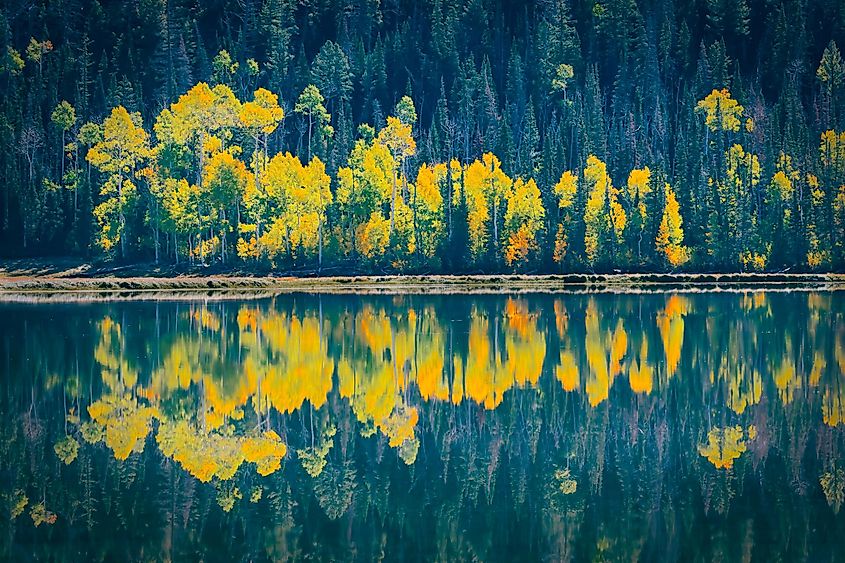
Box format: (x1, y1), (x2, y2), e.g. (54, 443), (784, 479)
(2, 270), (845, 293)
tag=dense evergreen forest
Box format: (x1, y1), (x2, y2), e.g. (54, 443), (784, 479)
(1, 0), (845, 273)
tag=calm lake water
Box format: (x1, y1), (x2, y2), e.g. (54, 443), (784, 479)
(1, 289), (844, 561)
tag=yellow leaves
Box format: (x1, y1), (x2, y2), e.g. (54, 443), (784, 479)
(770, 170), (793, 201)
(414, 163), (446, 258)
(657, 295), (688, 379)
(554, 468), (578, 494)
(88, 395), (156, 460)
(30, 502), (57, 527)
(609, 194), (627, 239)
(626, 167), (652, 202)
(239, 88), (284, 135)
(503, 178), (545, 267)
(204, 150), (252, 202)
(820, 130), (845, 170)
(464, 162), (492, 258)
(656, 183), (690, 267)
(383, 405), (419, 448)
(726, 144), (761, 189)
(9, 490), (28, 520)
(80, 421), (105, 444)
(166, 82), (242, 148)
(718, 361), (762, 415)
(2, 46), (25, 75)
(453, 302), (545, 409)
(554, 170), (578, 209)
(53, 435), (80, 465)
(774, 357), (800, 404)
(242, 430), (288, 476)
(699, 425), (755, 469)
(87, 106), (150, 174)
(203, 135), (223, 156)
(556, 351), (579, 391)
(449, 158), (464, 205)
(628, 339), (653, 394)
(627, 167), (652, 226)
(253, 312), (334, 413)
(553, 224), (569, 264)
(157, 421), (287, 481)
(216, 485), (242, 512)
(377, 116), (416, 161)
(821, 468), (845, 514)
(823, 388), (845, 427)
(361, 141), (396, 200)
(464, 153), (513, 259)
(357, 211), (391, 258)
(739, 249), (770, 271)
(695, 88), (744, 132)
(297, 425), (336, 477)
(504, 225), (534, 266)
(583, 155), (619, 264)
(252, 153), (332, 259)
(87, 105), (151, 255)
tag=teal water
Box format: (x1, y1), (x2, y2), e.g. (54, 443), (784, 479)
(1, 290), (844, 561)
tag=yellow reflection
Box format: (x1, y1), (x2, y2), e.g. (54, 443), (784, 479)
(699, 425), (756, 469)
(657, 295), (688, 381)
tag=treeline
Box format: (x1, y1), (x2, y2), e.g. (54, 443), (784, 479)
(1, 0), (845, 272)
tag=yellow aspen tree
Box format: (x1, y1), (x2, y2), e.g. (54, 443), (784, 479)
(336, 138), (394, 260)
(820, 130), (845, 264)
(304, 156), (333, 268)
(655, 183), (690, 268)
(156, 83), (242, 183)
(767, 153), (799, 263)
(87, 106), (150, 258)
(162, 178), (202, 261)
(376, 116), (415, 233)
(202, 151), (252, 262)
(552, 170), (577, 264)
(239, 88), (283, 243)
(626, 167), (653, 262)
(806, 173), (829, 268)
(582, 155), (623, 265)
(463, 153), (512, 261)
(695, 88), (745, 133)
(724, 144), (765, 269)
(254, 151), (305, 260)
(413, 163), (446, 259)
(502, 178), (545, 268)
(445, 159), (464, 241)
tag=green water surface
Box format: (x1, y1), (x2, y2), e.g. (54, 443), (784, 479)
(1, 289), (844, 561)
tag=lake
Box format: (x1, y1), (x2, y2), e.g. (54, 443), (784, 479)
(1, 289), (844, 561)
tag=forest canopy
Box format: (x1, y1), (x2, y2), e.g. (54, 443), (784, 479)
(1, 0), (845, 273)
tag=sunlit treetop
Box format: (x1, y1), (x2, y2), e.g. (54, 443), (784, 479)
(240, 88), (284, 135)
(554, 170), (578, 208)
(86, 106), (150, 173)
(695, 88), (745, 133)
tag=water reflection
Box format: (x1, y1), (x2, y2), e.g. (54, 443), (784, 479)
(1, 291), (844, 560)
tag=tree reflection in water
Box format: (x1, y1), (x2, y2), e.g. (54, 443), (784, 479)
(1, 290), (844, 560)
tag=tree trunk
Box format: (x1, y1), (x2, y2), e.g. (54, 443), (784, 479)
(318, 218), (323, 271)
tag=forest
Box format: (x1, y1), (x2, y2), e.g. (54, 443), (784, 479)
(2, 0), (845, 273)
